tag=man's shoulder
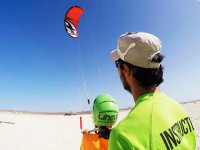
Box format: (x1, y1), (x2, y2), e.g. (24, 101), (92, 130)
(111, 110), (143, 134)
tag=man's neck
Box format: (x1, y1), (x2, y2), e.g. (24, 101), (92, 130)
(132, 86), (160, 103)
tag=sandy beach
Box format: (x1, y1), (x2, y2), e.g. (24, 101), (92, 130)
(0, 101), (199, 150)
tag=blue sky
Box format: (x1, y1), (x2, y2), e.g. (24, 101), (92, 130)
(0, 0), (200, 112)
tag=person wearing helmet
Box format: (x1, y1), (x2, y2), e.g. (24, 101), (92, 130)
(81, 94), (119, 150)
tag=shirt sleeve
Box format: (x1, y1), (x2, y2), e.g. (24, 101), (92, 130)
(108, 128), (123, 150)
(109, 128), (136, 150)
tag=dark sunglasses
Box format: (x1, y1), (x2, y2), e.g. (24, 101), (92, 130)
(115, 60), (123, 68)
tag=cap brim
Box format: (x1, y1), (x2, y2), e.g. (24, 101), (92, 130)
(110, 49), (120, 62)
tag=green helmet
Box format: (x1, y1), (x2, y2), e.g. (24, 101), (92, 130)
(92, 94), (119, 127)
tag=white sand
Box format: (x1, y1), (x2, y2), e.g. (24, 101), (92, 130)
(0, 101), (199, 150)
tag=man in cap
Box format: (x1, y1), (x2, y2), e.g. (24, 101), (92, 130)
(108, 32), (196, 150)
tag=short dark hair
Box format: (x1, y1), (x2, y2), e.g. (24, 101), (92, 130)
(118, 53), (164, 89)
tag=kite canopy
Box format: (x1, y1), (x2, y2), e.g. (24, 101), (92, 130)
(64, 6), (84, 38)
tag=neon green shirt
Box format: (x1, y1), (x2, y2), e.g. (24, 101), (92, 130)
(108, 93), (196, 150)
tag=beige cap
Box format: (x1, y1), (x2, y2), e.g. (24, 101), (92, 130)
(110, 32), (162, 68)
